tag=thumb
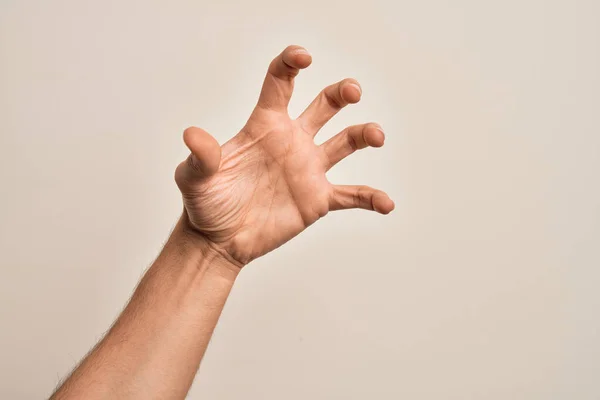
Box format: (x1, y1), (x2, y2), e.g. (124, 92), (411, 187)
(176, 126), (221, 186)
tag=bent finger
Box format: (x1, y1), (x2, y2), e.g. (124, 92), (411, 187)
(298, 78), (362, 136)
(175, 126), (222, 187)
(256, 45), (312, 111)
(321, 123), (385, 170)
(329, 185), (395, 214)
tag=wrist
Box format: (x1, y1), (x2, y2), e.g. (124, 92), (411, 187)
(174, 211), (244, 276)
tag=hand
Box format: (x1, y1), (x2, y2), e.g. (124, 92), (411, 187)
(175, 45), (394, 267)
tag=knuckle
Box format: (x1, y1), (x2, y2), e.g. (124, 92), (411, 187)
(315, 201), (330, 218)
(269, 57), (297, 80)
(353, 189), (363, 206)
(346, 129), (359, 151)
(186, 154), (201, 172)
(174, 161), (189, 189)
(323, 87), (343, 109)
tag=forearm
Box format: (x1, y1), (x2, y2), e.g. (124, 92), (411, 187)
(49, 44), (392, 400)
(51, 215), (239, 400)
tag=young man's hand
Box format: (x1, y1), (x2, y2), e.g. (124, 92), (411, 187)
(175, 45), (394, 267)
(50, 46), (394, 400)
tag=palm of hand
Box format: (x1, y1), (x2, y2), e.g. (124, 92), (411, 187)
(175, 46), (394, 266)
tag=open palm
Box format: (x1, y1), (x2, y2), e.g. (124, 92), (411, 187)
(175, 45), (394, 266)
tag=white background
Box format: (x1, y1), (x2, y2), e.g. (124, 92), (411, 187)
(1, 0), (599, 398)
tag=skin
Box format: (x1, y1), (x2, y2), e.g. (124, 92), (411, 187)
(50, 45), (394, 400)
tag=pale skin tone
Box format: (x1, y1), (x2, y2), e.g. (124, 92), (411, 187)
(50, 45), (394, 399)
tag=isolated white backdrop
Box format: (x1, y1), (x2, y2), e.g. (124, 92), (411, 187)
(1, 0), (599, 398)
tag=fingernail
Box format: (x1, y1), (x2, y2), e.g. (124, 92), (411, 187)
(378, 129), (386, 143)
(290, 48), (310, 56)
(348, 83), (362, 95)
(372, 124), (385, 138)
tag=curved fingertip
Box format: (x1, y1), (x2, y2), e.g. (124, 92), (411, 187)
(283, 45), (312, 69)
(182, 126), (222, 177)
(341, 80), (362, 104)
(365, 124), (385, 147)
(373, 192), (395, 214)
